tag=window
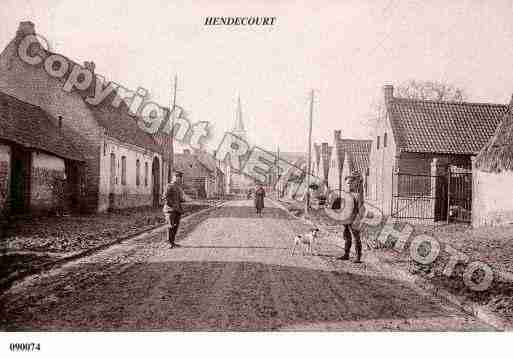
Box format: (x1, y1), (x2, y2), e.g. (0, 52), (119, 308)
(104, 142), (107, 156)
(144, 162), (148, 186)
(384, 132), (388, 148)
(377, 136), (380, 149)
(136, 159), (140, 186)
(121, 156), (127, 185)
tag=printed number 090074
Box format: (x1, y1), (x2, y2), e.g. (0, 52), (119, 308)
(9, 343), (41, 351)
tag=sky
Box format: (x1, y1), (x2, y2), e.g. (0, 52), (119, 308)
(2, 0), (513, 153)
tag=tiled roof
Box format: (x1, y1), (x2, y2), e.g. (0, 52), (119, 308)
(193, 149), (224, 174)
(336, 139), (371, 175)
(0, 91), (84, 161)
(387, 97), (508, 154)
(10, 27), (163, 154)
(174, 153), (214, 177)
(87, 89), (162, 153)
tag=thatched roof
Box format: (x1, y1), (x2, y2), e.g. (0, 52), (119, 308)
(475, 95), (513, 173)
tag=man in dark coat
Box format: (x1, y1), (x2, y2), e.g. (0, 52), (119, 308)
(163, 171), (185, 248)
(254, 184), (265, 216)
(338, 172), (364, 263)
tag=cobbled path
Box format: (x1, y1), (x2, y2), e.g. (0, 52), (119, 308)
(0, 200), (493, 331)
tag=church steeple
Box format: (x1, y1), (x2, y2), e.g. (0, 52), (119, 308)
(232, 95), (247, 139)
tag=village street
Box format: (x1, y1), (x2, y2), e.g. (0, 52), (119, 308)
(0, 200), (493, 331)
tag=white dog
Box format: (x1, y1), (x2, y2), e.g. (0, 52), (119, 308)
(291, 228), (320, 256)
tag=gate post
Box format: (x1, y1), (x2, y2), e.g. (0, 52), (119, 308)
(431, 157), (449, 222)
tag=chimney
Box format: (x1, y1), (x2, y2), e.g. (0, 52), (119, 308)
(383, 84), (394, 103)
(334, 130), (341, 142)
(17, 21), (35, 37)
(84, 61), (95, 73)
(321, 142), (329, 181)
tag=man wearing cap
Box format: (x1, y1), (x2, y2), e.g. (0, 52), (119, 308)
(338, 172), (364, 263)
(163, 171), (185, 248)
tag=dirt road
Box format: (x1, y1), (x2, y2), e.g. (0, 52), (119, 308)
(0, 200), (492, 331)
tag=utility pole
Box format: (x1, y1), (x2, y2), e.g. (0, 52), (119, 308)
(305, 89), (314, 215)
(168, 75), (177, 183)
(276, 145), (280, 198)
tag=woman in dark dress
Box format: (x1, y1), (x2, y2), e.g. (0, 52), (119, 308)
(254, 185), (265, 216)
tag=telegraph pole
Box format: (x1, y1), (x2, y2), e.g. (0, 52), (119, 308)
(305, 89), (314, 214)
(168, 75), (177, 183)
(276, 145), (280, 198)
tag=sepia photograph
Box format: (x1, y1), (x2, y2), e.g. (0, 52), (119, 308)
(1, 0), (513, 357)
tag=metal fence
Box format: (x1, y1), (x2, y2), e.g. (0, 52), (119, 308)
(392, 173), (445, 221)
(392, 167), (472, 223)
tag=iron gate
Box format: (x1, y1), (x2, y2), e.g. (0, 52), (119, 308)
(392, 167), (472, 223)
(447, 166), (472, 223)
(391, 172), (447, 221)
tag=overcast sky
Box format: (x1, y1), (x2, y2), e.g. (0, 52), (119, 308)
(2, 0), (513, 153)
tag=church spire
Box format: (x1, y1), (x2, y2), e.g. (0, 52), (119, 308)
(232, 95), (246, 139)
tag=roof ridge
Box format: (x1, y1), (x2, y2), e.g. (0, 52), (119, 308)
(392, 96), (507, 107)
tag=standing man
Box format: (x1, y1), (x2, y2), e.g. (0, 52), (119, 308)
(163, 171), (185, 248)
(254, 184), (265, 216)
(338, 172), (364, 263)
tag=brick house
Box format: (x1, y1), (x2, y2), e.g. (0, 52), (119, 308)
(0, 22), (166, 212)
(0, 91), (84, 217)
(194, 149), (226, 197)
(174, 149), (221, 199)
(473, 94), (513, 227)
(312, 132), (371, 199)
(328, 130), (371, 195)
(367, 85), (508, 222)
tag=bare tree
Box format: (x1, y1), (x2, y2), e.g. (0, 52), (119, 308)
(363, 80), (467, 135)
(394, 80), (466, 102)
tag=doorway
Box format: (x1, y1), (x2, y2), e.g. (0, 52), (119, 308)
(109, 153), (116, 209)
(9, 147), (31, 215)
(152, 157), (160, 207)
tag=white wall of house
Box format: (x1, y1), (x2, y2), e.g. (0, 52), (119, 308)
(327, 151), (340, 193)
(367, 113), (397, 216)
(98, 137), (162, 211)
(473, 169), (513, 227)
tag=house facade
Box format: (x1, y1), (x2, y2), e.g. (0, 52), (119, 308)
(175, 149), (225, 199)
(312, 131), (371, 201)
(473, 94), (513, 227)
(0, 91), (84, 217)
(367, 85), (508, 222)
(0, 22), (167, 213)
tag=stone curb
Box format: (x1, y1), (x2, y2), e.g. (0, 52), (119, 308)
(270, 198), (511, 331)
(0, 202), (224, 294)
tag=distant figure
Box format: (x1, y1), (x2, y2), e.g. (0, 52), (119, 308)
(338, 172), (364, 263)
(162, 171), (185, 248)
(254, 184), (265, 216)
